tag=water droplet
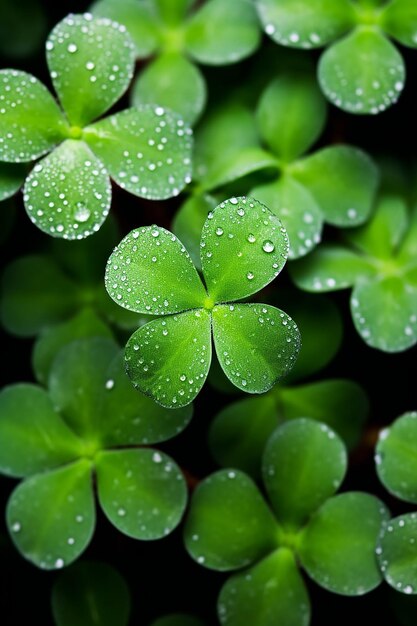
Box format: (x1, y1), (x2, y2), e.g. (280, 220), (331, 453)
(74, 205), (90, 223)
(247, 272), (254, 280)
(247, 234), (256, 243)
(67, 43), (77, 53)
(262, 240), (275, 253)
(55, 558), (65, 568)
(105, 379), (114, 390)
(216, 227), (224, 236)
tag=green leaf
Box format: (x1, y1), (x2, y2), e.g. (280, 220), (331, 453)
(24, 140), (111, 239)
(48, 337), (119, 440)
(209, 395), (279, 478)
(318, 28), (405, 114)
(351, 276), (417, 352)
(99, 350), (193, 446)
(84, 106), (192, 199)
(185, 0), (260, 65)
(6, 460), (95, 569)
(96, 448), (187, 539)
(263, 419), (347, 528)
(203, 148), (279, 194)
(47, 13), (135, 127)
(256, 73), (326, 160)
(212, 304), (300, 393)
(279, 379), (368, 449)
(291, 145), (379, 226)
(1, 255), (78, 336)
(95, 285), (146, 330)
(378, 513), (417, 595)
(201, 197), (289, 302)
(290, 245), (373, 292)
(299, 492), (389, 595)
(380, 0), (417, 49)
(346, 194), (409, 259)
(151, 616), (204, 626)
(184, 470), (278, 570)
(375, 412), (417, 503)
(0, 162), (26, 200)
(218, 548), (310, 626)
(91, 0), (160, 57)
(398, 206), (417, 264)
(32, 308), (113, 384)
(256, 0), (354, 48)
(281, 292), (343, 381)
(154, 0), (193, 25)
(0, 384), (82, 477)
(132, 53), (206, 125)
(52, 561), (131, 626)
(105, 225), (207, 315)
(125, 310), (212, 408)
(251, 177), (323, 259)
(173, 194), (218, 268)
(0, 70), (67, 162)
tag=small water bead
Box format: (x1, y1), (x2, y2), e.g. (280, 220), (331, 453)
(262, 240), (275, 253)
(55, 558), (65, 569)
(67, 43), (77, 53)
(216, 227), (224, 236)
(247, 234), (256, 243)
(11, 522), (21, 533)
(105, 379), (114, 390)
(153, 452), (162, 463)
(246, 272), (254, 280)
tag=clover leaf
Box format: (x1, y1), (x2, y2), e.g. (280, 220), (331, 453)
(1, 217), (142, 337)
(52, 561), (131, 626)
(256, 0), (416, 114)
(173, 71), (379, 264)
(105, 196), (300, 408)
(291, 192), (417, 352)
(185, 419), (389, 626)
(0, 337), (191, 569)
(92, 0), (261, 124)
(370, 412), (417, 595)
(0, 13), (193, 239)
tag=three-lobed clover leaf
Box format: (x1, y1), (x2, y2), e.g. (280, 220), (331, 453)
(105, 196), (301, 408)
(184, 418), (389, 626)
(375, 412), (417, 595)
(255, 0), (417, 114)
(0, 217), (144, 340)
(173, 71), (379, 264)
(291, 192), (417, 352)
(0, 13), (193, 239)
(0, 337), (192, 570)
(92, 0), (261, 124)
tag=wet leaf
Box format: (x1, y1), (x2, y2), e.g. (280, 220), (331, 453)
(378, 513), (417, 595)
(184, 470), (278, 570)
(47, 13), (135, 126)
(6, 460), (95, 569)
(23, 140), (111, 240)
(125, 310), (212, 409)
(85, 106), (192, 199)
(96, 448), (187, 539)
(318, 28), (405, 114)
(0, 162), (26, 200)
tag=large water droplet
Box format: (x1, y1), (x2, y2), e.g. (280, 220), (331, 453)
(262, 240), (275, 253)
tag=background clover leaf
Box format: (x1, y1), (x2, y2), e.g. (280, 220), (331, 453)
(0, 161), (26, 201)
(0, 337), (190, 568)
(377, 513), (417, 596)
(92, 0), (261, 124)
(106, 196), (300, 407)
(256, 0), (416, 113)
(375, 412), (417, 503)
(184, 420), (388, 626)
(290, 192), (417, 351)
(52, 561), (131, 626)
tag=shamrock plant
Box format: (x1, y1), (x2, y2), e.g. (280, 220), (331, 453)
(256, 0), (417, 114)
(185, 418), (389, 626)
(174, 69), (379, 263)
(92, 0), (261, 124)
(0, 337), (192, 569)
(0, 12), (192, 239)
(105, 196), (301, 408)
(375, 412), (417, 595)
(291, 192), (417, 352)
(1, 217), (141, 339)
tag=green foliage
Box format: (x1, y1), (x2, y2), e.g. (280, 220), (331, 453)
(256, 0), (417, 113)
(0, 13), (192, 238)
(106, 196), (300, 407)
(1, 218), (141, 337)
(1, 338), (191, 568)
(291, 193), (417, 352)
(52, 561), (131, 626)
(185, 419), (388, 626)
(92, 0), (261, 123)
(173, 70), (378, 264)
